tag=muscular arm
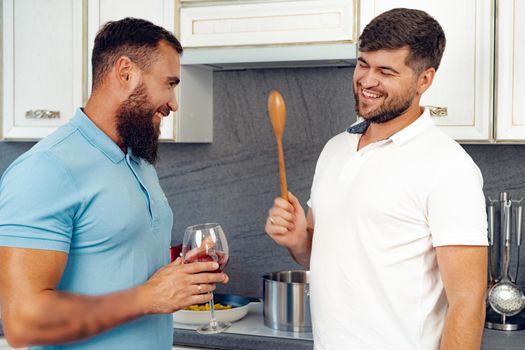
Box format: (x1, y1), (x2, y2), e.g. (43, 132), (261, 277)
(0, 247), (225, 347)
(437, 245), (487, 350)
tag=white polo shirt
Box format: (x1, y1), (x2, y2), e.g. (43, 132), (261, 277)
(308, 108), (488, 350)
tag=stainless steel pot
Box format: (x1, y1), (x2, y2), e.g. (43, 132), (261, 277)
(263, 270), (311, 332)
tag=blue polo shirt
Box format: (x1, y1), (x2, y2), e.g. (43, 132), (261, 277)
(0, 108), (174, 349)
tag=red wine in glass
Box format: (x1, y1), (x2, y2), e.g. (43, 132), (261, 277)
(184, 249), (229, 272)
(182, 223), (230, 334)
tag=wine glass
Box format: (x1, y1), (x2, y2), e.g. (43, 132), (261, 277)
(182, 223), (230, 334)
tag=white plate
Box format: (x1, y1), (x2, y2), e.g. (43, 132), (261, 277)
(173, 294), (260, 325)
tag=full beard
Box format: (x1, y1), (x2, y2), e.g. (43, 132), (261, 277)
(353, 85), (416, 124)
(116, 83), (161, 165)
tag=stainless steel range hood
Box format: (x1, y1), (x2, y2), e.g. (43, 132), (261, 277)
(180, 42), (358, 71)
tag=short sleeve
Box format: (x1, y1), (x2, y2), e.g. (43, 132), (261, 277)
(307, 134), (341, 209)
(0, 152), (80, 252)
(307, 143), (327, 209)
(307, 163), (319, 209)
(427, 157), (488, 247)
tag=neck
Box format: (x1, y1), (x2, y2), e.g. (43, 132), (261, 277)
(83, 90), (125, 151)
(358, 103), (423, 150)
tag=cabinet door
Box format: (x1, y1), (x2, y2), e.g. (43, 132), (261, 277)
(87, 0), (180, 141)
(360, 1), (493, 142)
(1, 0), (84, 140)
(180, 0), (357, 48)
(495, 0), (525, 141)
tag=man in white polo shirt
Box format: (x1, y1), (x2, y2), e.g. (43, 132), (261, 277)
(265, 8), (488, 350)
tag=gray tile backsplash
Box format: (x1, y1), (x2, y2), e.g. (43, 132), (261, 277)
(1, 67), (525, 302)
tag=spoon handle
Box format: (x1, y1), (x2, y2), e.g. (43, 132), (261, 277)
(488, 203), (496, 286)
(276, 139), (288, 201)
(503, 200), (512, 280)
(515, 205), (522, 283)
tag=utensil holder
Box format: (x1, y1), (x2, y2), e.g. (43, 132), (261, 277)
(485, 307), (525, 331)
(485, 192), (525, 331)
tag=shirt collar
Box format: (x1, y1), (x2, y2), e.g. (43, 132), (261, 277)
(388, 108), (434, 146)
(126, 146), (142, 165)
(346, 118), (369, 134)
(346, 107), (434, 145)
(69, 108), (126, 164)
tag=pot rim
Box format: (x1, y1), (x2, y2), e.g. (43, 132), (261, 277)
(262, 270), (310, 285)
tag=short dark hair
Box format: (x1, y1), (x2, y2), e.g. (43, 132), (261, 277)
(359, 8), (446, 74)
(91, 17), (183, 89)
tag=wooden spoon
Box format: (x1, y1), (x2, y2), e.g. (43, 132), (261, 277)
(267, 90), (289, 201)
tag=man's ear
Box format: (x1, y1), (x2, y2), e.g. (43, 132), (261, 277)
(416, 67), (436, 96)
(114, 56), (138, 91)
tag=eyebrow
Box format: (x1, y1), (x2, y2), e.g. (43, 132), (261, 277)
(357, 57), (400, 75)
(168, 76), (180, 85)
(357, 57), (369, 67)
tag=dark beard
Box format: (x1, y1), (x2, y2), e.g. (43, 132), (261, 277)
(116, 83), (160, 164)
(353, 86), (416, 124)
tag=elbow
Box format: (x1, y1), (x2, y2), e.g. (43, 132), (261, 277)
(3, 321), (31, 348)
(448, 296), (486, 322)
(448, 284), (487, 312)
(3, 304), (43, 347)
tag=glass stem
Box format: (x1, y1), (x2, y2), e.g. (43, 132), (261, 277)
(209, 292), (217, 328)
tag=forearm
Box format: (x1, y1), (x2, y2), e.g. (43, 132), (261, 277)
(440, 300), (486, 350)
(5, 285), (148, 347)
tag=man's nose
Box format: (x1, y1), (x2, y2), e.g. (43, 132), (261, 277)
(168, 93), (178, 113)
(359, 70), (380, 89)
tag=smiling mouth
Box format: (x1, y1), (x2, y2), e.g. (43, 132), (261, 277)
(361, 89), (383, 100)
(154, 108), (170, 120)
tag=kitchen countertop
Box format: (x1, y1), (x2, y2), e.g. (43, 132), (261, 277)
(482, 329), (525, 350)
(1, 308), (525, 349)
(172, 303), (313, 350)
(172, 305), (525, 350)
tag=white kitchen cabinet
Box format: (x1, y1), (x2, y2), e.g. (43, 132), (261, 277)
(87, 0), (212, 142)
(495, 0), (525, 142)
(360, 1), (494, 142)
(179, 0), (356, 48)
(1, 0), (211, 142)
(1, 0), (84, 140)
(178, 0), (359, 68)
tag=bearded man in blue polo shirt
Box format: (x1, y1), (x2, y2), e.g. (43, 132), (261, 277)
(0, 18), (227, 349)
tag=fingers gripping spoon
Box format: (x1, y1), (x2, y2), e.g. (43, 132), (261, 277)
(267, 90), (289, 201)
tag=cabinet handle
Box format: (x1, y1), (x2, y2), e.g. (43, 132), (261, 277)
(25, 109), (61, 119)
(427, 106), (448, 117)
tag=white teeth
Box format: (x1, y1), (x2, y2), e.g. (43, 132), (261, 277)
(362, 90), (381, 98)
